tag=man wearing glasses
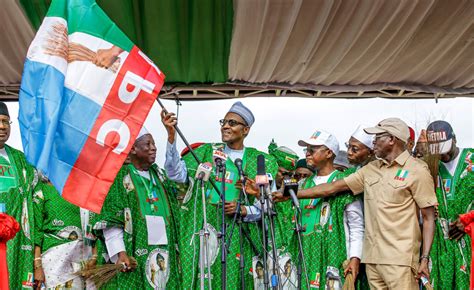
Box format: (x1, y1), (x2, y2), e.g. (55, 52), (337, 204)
(278, 118), (437, 289)
(0, 101), (39, 288)
(161, 101), (280, 289)
(280, 129), (364, 288)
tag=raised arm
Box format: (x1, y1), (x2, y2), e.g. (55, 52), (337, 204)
(297, 179), (351, 199)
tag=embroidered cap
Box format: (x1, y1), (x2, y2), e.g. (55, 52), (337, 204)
(351, 124), (374, 149)
(426, 120), (455, 154)
(228, 101), (255, 127)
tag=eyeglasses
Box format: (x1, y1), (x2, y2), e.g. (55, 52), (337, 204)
(294, 173), (311, 180)
(303, 146), (328, 155)
(374, 133), (391, 141)
(345, 142), (360, 153)
(219, 119), (247, 127)
(0, 120), (12, 127)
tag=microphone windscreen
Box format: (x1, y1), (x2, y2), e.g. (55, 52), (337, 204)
(234, 158), (243, 169)
(257, 154), (266, 176)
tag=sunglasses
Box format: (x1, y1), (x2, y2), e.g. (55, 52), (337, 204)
(219, 119), (247, 127)
(303, 146), (328, 155)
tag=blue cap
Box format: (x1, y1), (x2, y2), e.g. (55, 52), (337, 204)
(228, 101), (255, 127)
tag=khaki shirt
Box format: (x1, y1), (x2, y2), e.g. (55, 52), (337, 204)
(344, 150), (437, 266)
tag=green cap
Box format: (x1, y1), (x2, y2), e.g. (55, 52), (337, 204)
(268, 139), (299, 171)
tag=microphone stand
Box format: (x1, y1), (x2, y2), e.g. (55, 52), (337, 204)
(258, 183), (270, 290)
(216, 161), (228, 290)
(226, 181), (246, 289)
(264, 190), (282, 289)
(198, 177), (212, 290)
(227, 173), (259, 290)
(294, 207), (310, 289)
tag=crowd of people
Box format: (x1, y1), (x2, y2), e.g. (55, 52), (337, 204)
(0, 100), (472, 289)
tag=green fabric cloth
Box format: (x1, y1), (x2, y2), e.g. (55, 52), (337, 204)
(285, 170), (356, 289)
(177, 143), (287, 289)
(430, 148), (473, 290)
(19, 0), (233, 83)
(93, 163), (181, 289)
(268, 140), (299, 171)
(0, 145), (39, 289)
(33, 183), (85, 251)
(33, 182), (99, 288)
(0, 154), (17, 193)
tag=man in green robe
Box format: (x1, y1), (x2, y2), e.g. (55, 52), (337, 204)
(426, 120), (472, 289)
(0, 101), (39, 289)
(162, 101), (281, 289)
(93, 128), (181, 289)
(33, 179), (98, 288)
(275, 129), (364, 289)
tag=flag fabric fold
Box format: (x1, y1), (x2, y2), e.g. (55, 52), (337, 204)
(19, 0), (165, 213)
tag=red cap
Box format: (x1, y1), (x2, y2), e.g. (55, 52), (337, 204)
(408, 127), (415, 142)
(180, 142), (205, 157)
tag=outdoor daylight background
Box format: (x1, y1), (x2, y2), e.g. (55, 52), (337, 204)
(5, 97), (474, 166)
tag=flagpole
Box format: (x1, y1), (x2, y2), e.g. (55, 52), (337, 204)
(155, 97), (223, 196)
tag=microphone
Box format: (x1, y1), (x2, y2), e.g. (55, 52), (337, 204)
(195, 162), (212, 182)
(234, 158), (245, 182)
(283, 178), (300, 212)
(212, 149), (228, 169)
(255, 155), (269, 186)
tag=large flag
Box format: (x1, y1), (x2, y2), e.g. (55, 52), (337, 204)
(19, 0), (165, 213)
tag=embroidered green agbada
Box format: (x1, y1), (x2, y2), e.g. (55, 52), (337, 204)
(0, 145), (39, 289)
(94, 164), (181, 289)
(177, 143), (289, 289)
(430, 148), (473, 289)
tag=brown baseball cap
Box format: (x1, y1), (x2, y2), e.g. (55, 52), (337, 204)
(364, 118), (410, 143)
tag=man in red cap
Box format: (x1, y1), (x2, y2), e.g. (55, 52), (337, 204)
(407, 126), (416, 154)
(426, 120), (472, 289)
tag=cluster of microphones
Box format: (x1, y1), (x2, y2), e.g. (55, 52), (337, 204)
(194, 150), (301, 211)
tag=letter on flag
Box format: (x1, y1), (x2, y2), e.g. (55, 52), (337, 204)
(18, 0), (165, 213)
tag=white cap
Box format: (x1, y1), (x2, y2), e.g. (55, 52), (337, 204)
(351, 124), (374, 149)
(298, 130), (340, 156)
(137, 126), (149, 140)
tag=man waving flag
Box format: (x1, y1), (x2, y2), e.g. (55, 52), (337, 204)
(19, 0), (165, 213)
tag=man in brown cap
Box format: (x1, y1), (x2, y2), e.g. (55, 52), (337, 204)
(275, 118), (438, 289)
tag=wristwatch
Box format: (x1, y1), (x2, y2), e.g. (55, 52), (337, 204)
(420, 255), (430, 261)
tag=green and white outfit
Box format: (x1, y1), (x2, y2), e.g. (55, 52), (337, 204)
(0, 145), (39, 289)
(286, 170), (363, 289)
(94, 163), (181, 290)
(165, 142), (289, 289)
(430, 148), (473, 289)
(33, 182), (97, 288)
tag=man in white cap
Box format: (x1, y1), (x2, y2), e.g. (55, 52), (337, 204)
(276, 129), (364, 288)
(346, 125), (374, 169)
(426, 120), (472, 289)
(94, 127), (182, 289)
(161, 102), (281, 289)
(277, 118), (438, 289)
